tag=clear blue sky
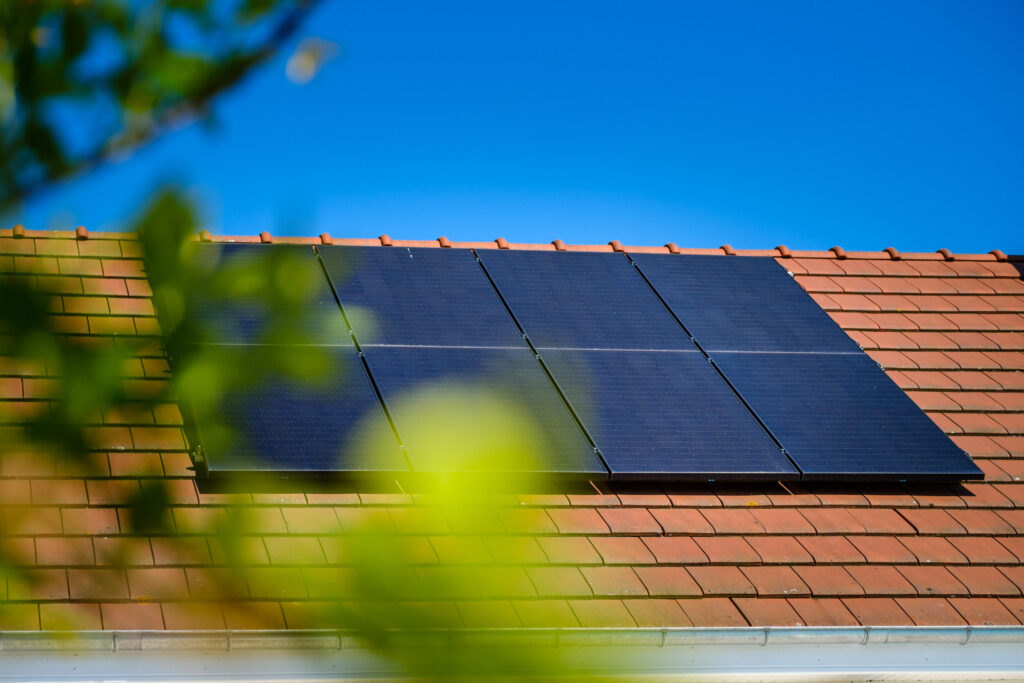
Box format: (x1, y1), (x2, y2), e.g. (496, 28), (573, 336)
(12, 1), (1024, 252)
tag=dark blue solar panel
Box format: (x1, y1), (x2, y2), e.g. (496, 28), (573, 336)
(539, 349), (796, 480)
(363, 346), (606, 477)
(713, 352), (983, 481)
(319, 246), (523, 347)
(631, 254), (860, 353)
(477, 250), (692, 350)
(194, 346), (406, 474)
(182, 243), (347, 346)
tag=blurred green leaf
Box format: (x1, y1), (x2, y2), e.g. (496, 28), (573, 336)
(0, 0), (320, 208)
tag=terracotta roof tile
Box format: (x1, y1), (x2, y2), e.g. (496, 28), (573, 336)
(734, 597), (804, 626)
(740, 566), (810, 597)
(537, 537), (601, 565)
(797, 536), (866, 564)
(642, 536), (709, 564)
(847, 536), (916, 564)
(897, 566), (969, 596)
(950, 597), (1021, 625)
(590, 536), (657, 565)
(547, 508), (610, 535)
(898, 509), (967, 535)
(800, 508), (867, 534)
(686, 566), (756, 596)
(650, 508), (714, 535)
(677, 597), (747, 626)
(787, 598), (859, 626)
(899, 536), (968, 564)
(956, 510), (1017, 535)
(748, 508), (815, 534)
(622, 598), (692, 626)
(842, 597), (914, 625)
(700, 508), (763, 534)
(527, 567), (592, 597)
(846, 565), (917, 596)
(896, 597), (966, 625)
(512, 600), (579, 627)
(568, 600), (636, 627)
(947, 566), (1020, 596)
(634, 567), (702, 597)
(580, 566), (648, 596)
(597, 507), (662, 535)
(693, 537), (761, 564)
(949, 536), (1019, 565)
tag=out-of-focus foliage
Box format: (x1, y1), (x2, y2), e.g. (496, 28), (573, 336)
(0, 3), (633, 679)
(0, 0), (319, 209)
(137, 188), (343, 474)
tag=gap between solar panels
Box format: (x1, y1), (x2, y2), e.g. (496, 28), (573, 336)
(172, 242), (983, 487)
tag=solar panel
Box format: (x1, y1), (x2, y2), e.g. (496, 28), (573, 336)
(319, 246), (523, 347)
(187, 345), (406, 475)
(712, 351), (984, 481)
(363, 345), (607, 478)
(538, 349), (797, 480)
(182, 243), (348, 346)
(477, 250), (692, 350)
(631, 254), (860, 353)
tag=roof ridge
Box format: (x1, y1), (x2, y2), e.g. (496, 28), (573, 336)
(1, 226), (1017, 261)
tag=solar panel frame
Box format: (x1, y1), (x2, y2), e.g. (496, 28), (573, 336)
(630, 253), (861, 353)
(477, 250), (694, 350)
(182, 344), (407, 477)
(712, 351), (984, 482)
(319, 245), (525, 348)
(362, 345), (608, 479)
(538, 348), (798, 481)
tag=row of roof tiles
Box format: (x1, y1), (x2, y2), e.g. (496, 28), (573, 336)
(1, 596), (1022, 630)
(8, 530), (1024, 567)
(2, 225), (1018, 263)
(4, 563), (1024, 601)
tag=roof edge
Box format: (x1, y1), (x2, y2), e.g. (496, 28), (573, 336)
(2, 626), (1023, 651)
(2, 227), (1018, 261)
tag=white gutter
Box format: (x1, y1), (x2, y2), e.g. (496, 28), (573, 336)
(0, 627), (1022, 681)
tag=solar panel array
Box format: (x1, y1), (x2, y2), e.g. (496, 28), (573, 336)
(175, 243), (983, 483)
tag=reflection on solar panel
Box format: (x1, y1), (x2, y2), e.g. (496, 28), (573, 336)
(477, 250), (691, 349)
(190, 346), (406, 476)
(539, 349), (796, 480)
(182, 243), (347, 345)
(320, 246), (523, 347)
(364, 346), (606, 478)
(713, 352), (983, 481)
(631, 254), (859, 353)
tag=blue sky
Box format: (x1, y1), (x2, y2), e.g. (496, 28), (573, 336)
(12, 1), (1024, 252)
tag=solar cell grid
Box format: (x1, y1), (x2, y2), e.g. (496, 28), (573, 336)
(477, 250), (693, 350)
(183, 243), (348, 346)
(364, 345), (607, 478)
(539, 349), (797, 480)
(631, 253), (860, 353)
(320, 246), (524, 348)
(191, 345), (406, 475)
(713, 352), (984, 481)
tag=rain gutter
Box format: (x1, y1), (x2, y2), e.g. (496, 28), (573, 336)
(1, 626), (1023, 681)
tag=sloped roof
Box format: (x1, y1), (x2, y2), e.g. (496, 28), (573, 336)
(0, 228), (1022, 631)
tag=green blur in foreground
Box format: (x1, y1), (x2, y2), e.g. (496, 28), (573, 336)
(0, 188), (632, 679)
(0, 2), (633, 676)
